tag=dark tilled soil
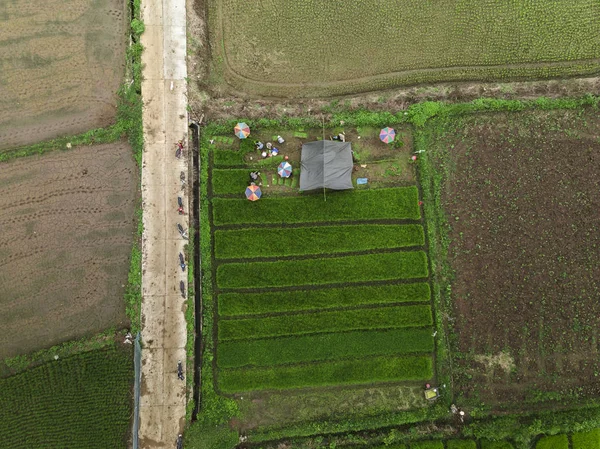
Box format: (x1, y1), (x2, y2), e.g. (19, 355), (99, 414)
(0, 142), (138, 358)
(430, 108), (600, 408)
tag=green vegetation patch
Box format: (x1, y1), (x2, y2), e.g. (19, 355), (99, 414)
(446, 440), (477, 449)
(218, 354), (433, 392)
(217, 251), (428, 289)
(410, 441), (444, 449)
(572, 429), (600, 449)
(218, 282), (430, 316)
(0, 346), (132, 448)
(217, 328), (434, 368)
(480, 441), (515, 449)
(215, 224), (424, 259)
(212, 168), (253, 195)
(218, 304), (432, 341)
(536, 435), (569, 449)
(212, 187), (421, 225)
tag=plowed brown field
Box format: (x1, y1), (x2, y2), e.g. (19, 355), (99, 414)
(0, 0), (127, 150)
(0, 142), (138, 358)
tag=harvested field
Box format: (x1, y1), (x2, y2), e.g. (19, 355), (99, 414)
(0, 142), (138, 359)
(206, 0), (600, 97)
(424, 106), (600, 407)
(0, 0), (127, 150)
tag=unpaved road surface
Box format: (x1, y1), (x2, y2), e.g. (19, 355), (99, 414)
(138, 0), (189, 445)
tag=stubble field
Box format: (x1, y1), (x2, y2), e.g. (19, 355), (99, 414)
(0, 142), (138, 359)
(206, 0), (600, 97)
(0, 0), (127, 150)
(424, 106), (600, 408)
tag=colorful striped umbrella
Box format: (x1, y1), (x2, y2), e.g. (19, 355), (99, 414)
(234, 122), (250, 139)
(379, 127), (396, 143)
(277, 161), (292, 178)
(245, 184), (261, 201)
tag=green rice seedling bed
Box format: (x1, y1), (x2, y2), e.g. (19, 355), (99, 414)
(218, 354), (433, 393)
(446, 440), (477, 449)
(218, 304), (432, 341)
(217, 327), (434, 368)
(217, 251), (428, 289)
(0, 346), (132, 448)
(218, 282), (430, 316)
(410, 441), (444, 449)
(212, 187), (421, 225)
(212, 169), (254, 195)
(536, 435), (569, 449)
(572, 429), (600, 449)
(215, 224), (424, 259)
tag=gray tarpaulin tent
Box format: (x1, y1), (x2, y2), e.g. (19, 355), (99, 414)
(299, 141), (354, 191)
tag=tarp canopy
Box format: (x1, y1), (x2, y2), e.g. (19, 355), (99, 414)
(300, 141), (353, 191)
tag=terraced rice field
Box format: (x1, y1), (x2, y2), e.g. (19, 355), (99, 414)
(206, 0), (600, 97)
(207, 131), (434, 396)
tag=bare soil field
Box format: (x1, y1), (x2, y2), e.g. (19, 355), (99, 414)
(427, 108), (600, 409)
(0, 142), (138, 359)
(0, 0), (127, 150)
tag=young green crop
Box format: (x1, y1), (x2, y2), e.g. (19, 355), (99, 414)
(218, 304), (432, 340)
(212, 168), (253, 195)
(217, 328), (434, 368)
(218, 354), (433, 392)
(218, 282), (430, 316)
(215, 224), (424, 259)
(572, 429), (600, 449)
(410, 441), (444, 449)
(446, 440), (477, 449)
(212, 186), (421, 225)
(217, 251), (428, 289)
(535, 435), (569, 449)
(0, 346), (132, 448)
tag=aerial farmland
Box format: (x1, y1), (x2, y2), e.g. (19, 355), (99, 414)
(1, 0), (600, 449)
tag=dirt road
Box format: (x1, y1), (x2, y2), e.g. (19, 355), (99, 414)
(138, 0), (188, 446)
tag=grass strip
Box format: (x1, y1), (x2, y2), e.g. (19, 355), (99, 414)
(218, 354), (433, 392)
(214, 224), (424, 259)
(212, 187), (420, 225)
(216, 251), (428, 289)
(218, 304), (432, 341)
(217, 328), (434, 368)
(219, 282), (431, 316)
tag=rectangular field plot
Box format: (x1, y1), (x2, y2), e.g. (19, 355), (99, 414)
(218, 282), (431, 316)
(0, 142), (138, 358)
(210, 0), (600, 96)
(218, 305), (432, 341)
(0, 347), (132, 447)
(215, 224), (424, 259)
(217, 328), (434, 368)
(217, 251), (428, 289)
(218, 355), (433, 393)
(424, 107), (600, 407)
(0, 0), (127, 149)
(212, 187), (421, 225)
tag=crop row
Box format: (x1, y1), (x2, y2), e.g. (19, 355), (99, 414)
(216, 250), (428, 289)
(217, 327), (434, 368)
(0, 347), (132, 448)
(218, 304), (432, 340)
(218, 281), (431, 316)
(214, 224), (424, 259)
(212, 187), (421, 225)
(218, 354), (433, 393)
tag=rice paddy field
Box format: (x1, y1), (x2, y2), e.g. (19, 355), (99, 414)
(0, 345), (133, 449)
(200, 125), (439, 431)
(205, 0), (600, 97)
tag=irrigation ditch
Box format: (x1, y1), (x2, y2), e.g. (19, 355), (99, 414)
(189, 120), (202, 420)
